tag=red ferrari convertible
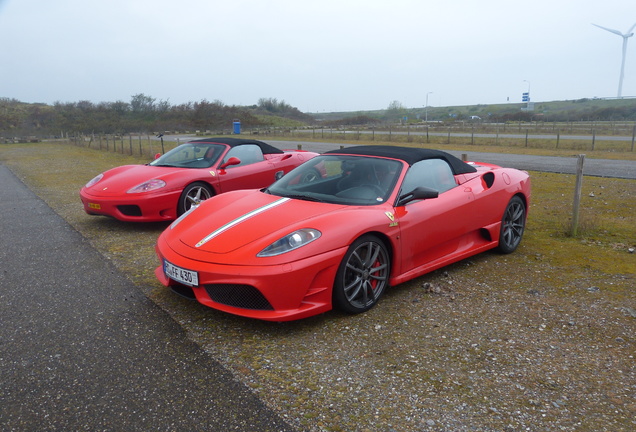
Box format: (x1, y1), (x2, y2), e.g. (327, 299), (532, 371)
(155, 145), (531, 321)
(80, 137), (318, 222)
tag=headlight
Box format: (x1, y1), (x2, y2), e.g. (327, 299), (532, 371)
(85, 173), (104, 188)
(257, 229), (321, 257)
(127, 179), (166, 193)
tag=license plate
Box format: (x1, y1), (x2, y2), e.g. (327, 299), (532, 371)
(88, 203), (101, 209)
(164, 260), (199, 287)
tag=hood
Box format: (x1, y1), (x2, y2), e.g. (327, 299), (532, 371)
(85, 165), (187, 196)
(169, 190), (346, 255)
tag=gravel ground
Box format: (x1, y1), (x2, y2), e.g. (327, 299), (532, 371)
(2, 143), (634, 432)
(170, 258), (635, 432)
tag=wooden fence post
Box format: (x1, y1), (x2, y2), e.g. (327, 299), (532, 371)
(570, 154), (586, 237)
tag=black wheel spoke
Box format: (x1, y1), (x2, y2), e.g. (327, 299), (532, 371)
(361, 280), (371, 305)
(367, 244), (381, 266)
(344, 276), (362, 299)
(368, 264), (388, 280)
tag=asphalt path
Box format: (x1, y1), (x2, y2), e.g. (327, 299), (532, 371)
(264, 140), (636, 179)
(0, 164), (298, 431)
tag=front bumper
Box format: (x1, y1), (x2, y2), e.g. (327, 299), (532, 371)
(80, 188), (181, 222)
(155, 235), (346, 321)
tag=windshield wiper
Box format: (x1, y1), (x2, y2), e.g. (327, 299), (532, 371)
(281, 193), (322, 202)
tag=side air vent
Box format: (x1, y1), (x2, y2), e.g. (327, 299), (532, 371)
(480, 228), (492, 242)
(482, 172), (495, 188)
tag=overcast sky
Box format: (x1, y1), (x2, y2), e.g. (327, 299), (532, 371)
(1, 0), (635, 113)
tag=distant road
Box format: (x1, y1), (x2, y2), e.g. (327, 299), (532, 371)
(264, 140), (636, 180)
(156, 135), (635, 179)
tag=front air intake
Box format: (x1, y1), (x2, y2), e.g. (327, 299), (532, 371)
(117, 205), (142, 216)
(204, 284), (274, 310)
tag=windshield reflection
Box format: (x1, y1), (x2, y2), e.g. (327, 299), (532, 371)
(149, 143), (225, 168)
(268, 155), (402, 206)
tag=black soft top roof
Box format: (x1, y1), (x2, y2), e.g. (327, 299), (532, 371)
(325, 145), (477, 175)
(189, 137), (283, 155)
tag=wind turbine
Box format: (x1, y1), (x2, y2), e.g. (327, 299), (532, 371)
(592, 22), (636, 98)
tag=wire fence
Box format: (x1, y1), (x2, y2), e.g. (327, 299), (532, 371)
(65, 120), (636, 157)
(253, 124), (636, 152)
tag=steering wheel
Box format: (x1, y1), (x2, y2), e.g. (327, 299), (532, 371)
(359, 184), (384, 196)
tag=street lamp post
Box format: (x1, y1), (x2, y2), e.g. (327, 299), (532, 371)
(425, 92), (433, 122)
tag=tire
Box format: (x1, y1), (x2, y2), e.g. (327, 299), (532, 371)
(333, 235), (390, 314)
(496, 195), (526, 254)
(177, 182), (213, 215)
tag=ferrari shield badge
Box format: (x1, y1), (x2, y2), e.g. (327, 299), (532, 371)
(385, 211), (398, 227)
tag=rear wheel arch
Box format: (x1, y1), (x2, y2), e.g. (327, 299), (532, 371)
(514, 192), (528, 210)
(366, 230), (394, 256)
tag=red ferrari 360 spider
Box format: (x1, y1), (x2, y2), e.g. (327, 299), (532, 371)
(155, 145), (531, 321)
(80, 137), (318, 222)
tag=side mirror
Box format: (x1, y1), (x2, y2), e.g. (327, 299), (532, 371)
(397, 186), (438, 206)
(154, 153), (161, 160)
(220, 157), (241, 169)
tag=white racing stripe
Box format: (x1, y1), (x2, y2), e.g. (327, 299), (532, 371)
(195, 198), (291, 248)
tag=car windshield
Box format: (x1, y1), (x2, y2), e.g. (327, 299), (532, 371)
(149, 143), (225, 168)
(267, 154), (403, 205)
